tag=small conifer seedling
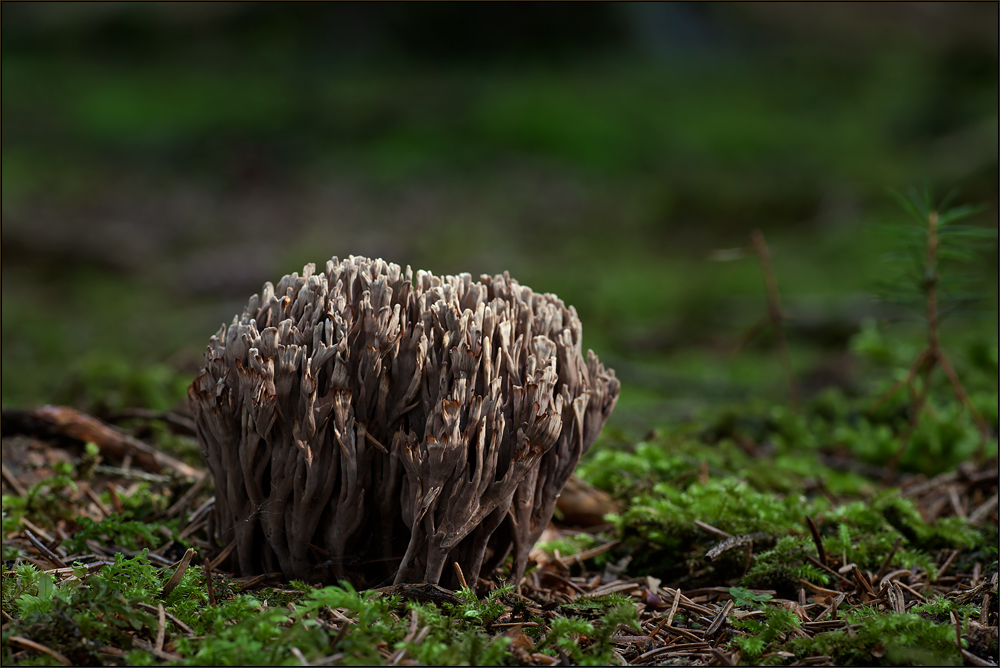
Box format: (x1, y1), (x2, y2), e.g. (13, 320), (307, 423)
(872, 188), (995, 472)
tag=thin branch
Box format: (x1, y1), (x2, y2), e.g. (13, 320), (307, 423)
(750, 229), (800, 411)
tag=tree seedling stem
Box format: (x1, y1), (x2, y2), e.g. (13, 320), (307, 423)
(874, 208), (989, 478)
(749, 229), (801, 412)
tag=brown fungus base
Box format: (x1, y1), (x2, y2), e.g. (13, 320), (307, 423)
(190, 256), (619, 589)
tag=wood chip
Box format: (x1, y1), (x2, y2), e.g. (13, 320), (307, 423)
(159, 548), (196, 599)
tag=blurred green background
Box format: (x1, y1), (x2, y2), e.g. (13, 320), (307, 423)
(2, 2), (997, 435)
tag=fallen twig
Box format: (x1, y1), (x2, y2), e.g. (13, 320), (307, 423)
(7, 636), (72, 666)
(202, 556), (217, 606)
(805, 515), (827, 567)
(1, 462), (28, 497)
(24, 529), (67, 569)
(1, 405), (203, 479)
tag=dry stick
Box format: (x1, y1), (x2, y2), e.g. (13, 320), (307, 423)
(106, 483), (125, 515)
(704, 600), (734, 638)
(665, 588), (682, 628)
(289, 647), (309, 666)
(936, 549), (960, 581)
(894, 581), (927, 602)
(19, 405), (204, 479)
(136, 603), (194, 636)
(204, 557), (217, 606)
(155, 603), (166, 652)
(731, 315), (771, 358)
(81, 483), (111, 518)
(545, 570), (588, 597)
(107, 407), (197, 434)
(21, 517), (55, 543)
(130, 637), (183, 663)
(164, 475), (209, 519)
(24, 529), (67, 569)
(557, 539), (620, 569)
(968, 494), (998, 526)
(805, 515), (827, 567)
(947, 485), (967, 519)
(709, 648), (736, 667)
(874, 537), (903, 583)
(693, 520), (732, 540)
(213, 539), (237, 570)
(960, 649), (996, 667)
(0, 463), (28, 497)
(750, 229), (800, 411)
(950, 610), (963, 651)
(7, 636), (72, 666)
(851, 565), (876, 599)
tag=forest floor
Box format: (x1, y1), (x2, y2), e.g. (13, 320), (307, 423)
(2, 16), (998, 664)
(2, 384), (997, 666)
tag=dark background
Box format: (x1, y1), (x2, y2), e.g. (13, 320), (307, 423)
(2, 2), (997, 434)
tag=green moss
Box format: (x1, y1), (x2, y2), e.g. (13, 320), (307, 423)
(539, 600), (638, 666)
(788, 608), (964, 666)
(63, 515), (165, 554)
(614, 477), (829, 579)
(731, 605), (802, 664)
(742, 535), (830, 594)
(559, 593), (634, 619)
(577, 439), (692, 495)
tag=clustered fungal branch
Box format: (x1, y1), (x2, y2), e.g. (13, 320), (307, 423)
(190, 256), (619, 588)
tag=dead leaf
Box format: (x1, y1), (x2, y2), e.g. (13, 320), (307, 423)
(504, 624), (534, 650)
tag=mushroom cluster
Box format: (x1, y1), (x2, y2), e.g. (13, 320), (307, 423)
(190, 256), (619, 588)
